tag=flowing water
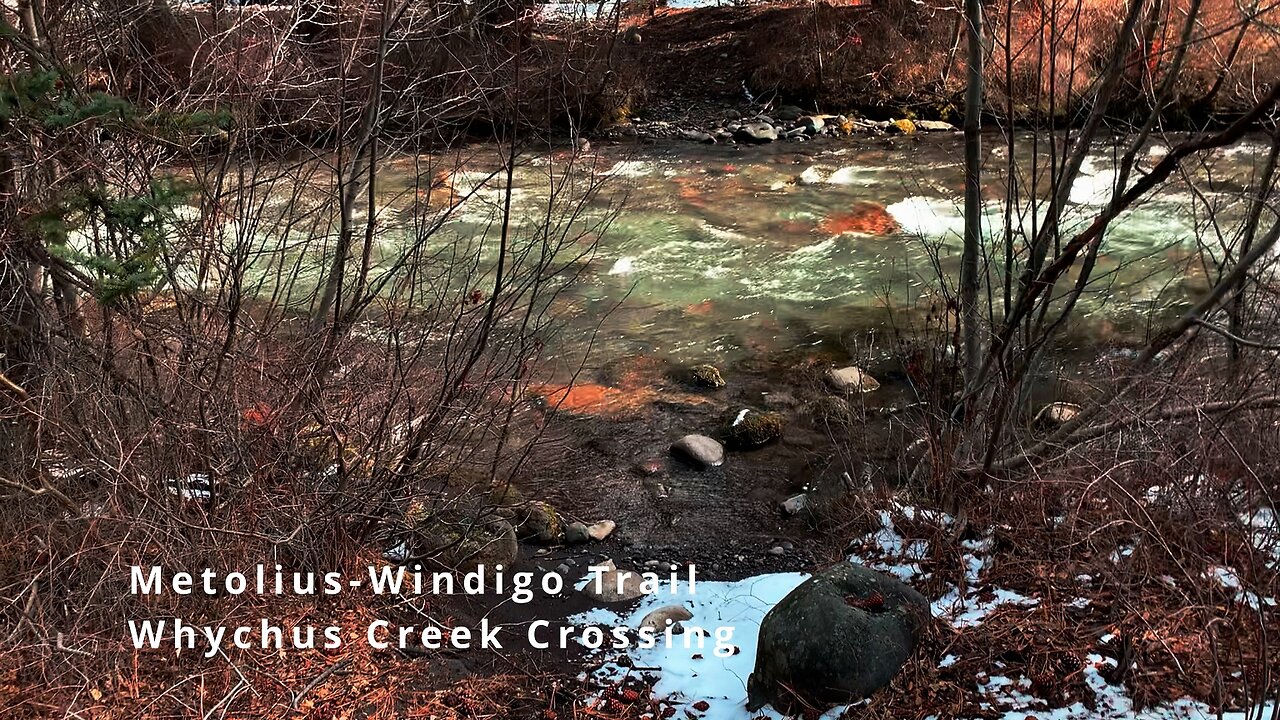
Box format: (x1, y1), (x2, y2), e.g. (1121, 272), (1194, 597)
(406, 132), (1273, 378)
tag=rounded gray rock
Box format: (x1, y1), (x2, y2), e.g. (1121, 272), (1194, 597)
(747, 562), (929, 713)
(734, 122), (778, 144)
(564, 521), (591, 545)
(670, 434), (725, 469)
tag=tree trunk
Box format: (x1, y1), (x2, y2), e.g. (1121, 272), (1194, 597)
(960, 0), (984, 392)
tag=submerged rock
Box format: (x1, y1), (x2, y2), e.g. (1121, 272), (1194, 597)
(681, 129), (716, 144)
(825, 366), (881, 393)
(671, 434), (725, 469)
(747, 563), (929, 713)
(682, 363), (726, 389)
(806, 396), (855, 428)
(723, 409), (785, 450)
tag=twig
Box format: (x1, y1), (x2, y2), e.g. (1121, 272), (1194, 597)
(292, 659), (351, 709)
(1193, 319), (1280, 351)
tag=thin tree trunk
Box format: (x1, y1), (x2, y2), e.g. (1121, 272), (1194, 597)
(960, 0), (984, 391)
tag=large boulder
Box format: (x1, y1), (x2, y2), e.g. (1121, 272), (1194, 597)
(671, 434), (725, 469)
(747, 562), (929, 714)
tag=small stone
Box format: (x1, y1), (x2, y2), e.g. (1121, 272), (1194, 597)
(587, 520), (617, 541)
(555, 563), (571, 575)
(681, 129), (716, 144)
(564, 521), (591, 545)
(640, 605), (694, 633)
(636, 459), (665, 476)
(671, 434), (726, 469)
(825, 366), (880, 393)
(769, 546), (786, 556)
(582, 559), (646, 602)
(781, 494), (808, 515)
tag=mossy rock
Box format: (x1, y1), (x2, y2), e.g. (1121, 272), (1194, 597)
(685, 363), (727, 389)
(404, 511), (518, 572)
(806, 396), (855, 429)
(722, 410), (785, 450)
(515, 500), (563, 545)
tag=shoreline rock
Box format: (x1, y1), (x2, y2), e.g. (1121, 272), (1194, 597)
(671, 434), (725, 469)
(747, 562), (929, 713)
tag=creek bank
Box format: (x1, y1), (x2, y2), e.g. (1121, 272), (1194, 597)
(598, 108), (957, 147)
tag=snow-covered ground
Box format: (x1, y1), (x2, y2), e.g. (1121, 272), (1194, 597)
(568, 502), (1279, 720)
